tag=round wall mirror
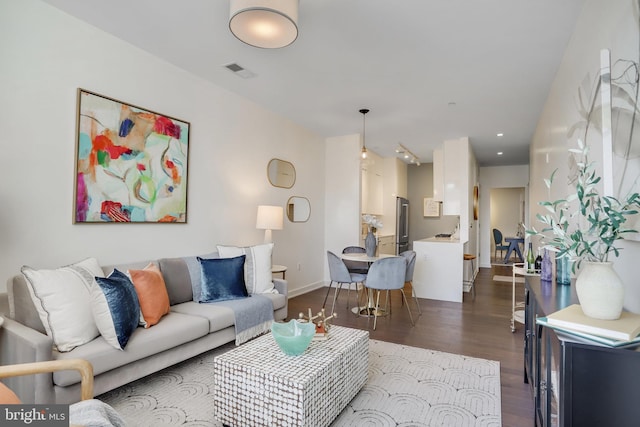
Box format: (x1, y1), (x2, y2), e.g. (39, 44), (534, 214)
(267, 158), (296, 189)
(286, 196), (310, 222)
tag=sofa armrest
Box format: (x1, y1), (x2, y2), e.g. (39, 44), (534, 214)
(273, 278), (288, 297)
(0, 316), (55, 403)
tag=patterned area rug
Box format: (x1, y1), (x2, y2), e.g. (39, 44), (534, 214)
(99, 340), (501, 426)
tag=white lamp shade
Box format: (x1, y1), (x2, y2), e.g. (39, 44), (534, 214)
(256, 205), (284, 230)
(229, 0), (299, 49)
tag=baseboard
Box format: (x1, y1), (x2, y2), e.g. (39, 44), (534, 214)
(287, 281), (326, 298)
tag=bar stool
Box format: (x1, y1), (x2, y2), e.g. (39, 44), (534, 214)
(463, 253), (476, 300)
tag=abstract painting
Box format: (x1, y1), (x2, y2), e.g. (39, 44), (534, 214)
(74, 89), (189, 223)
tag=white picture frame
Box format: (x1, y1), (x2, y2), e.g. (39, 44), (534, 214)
(423, 197), (440, 217)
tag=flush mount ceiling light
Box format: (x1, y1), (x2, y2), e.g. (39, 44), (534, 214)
(229, 0), (299, 49)
(359, 108), (369, 159)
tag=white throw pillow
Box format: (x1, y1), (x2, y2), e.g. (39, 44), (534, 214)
(217, 243), (275, 294)
(21, 257), (104, 352)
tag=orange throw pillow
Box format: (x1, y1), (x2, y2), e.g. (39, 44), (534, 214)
(128, 263), (170, 328)
(0, 382), (21, 404)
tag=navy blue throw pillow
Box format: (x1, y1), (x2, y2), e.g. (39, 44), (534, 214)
(92, 269), (140, 350)
(198, 255), (248, 303)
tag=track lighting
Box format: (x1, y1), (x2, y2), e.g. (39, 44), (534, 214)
(397, 143), (421, 166)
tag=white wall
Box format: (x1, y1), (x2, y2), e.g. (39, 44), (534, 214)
(323, 135), (362, 285)
(490, 188), (525, 238)
(529, 0), (640, 312)
(0, 0), (325, 295)
(478, 165), (529, 267)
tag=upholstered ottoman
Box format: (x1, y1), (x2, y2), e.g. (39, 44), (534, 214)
(213, 325), (369, 427)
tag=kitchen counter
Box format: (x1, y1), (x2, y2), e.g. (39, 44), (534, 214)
(413, 236), (468, 303)
(418, 237), (460, 243)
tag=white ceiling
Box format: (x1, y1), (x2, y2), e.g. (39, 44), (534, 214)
(42, 0), (585, 166)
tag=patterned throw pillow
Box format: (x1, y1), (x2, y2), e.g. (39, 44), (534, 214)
(198, 256), (248, 302)
(128, 263), (170, 328)
(21, 257), (104, 352)
(217, 243), (274, 294)
(92, 269), (141, 350)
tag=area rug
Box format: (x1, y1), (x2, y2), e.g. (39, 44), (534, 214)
(98, 340), (501, 427)
(493, 275), (524, 283)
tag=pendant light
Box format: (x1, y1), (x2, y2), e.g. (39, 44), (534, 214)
(360, 108), (369, 159)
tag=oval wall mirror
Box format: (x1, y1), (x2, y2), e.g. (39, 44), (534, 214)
(286, 196), (311, 222)
(267, 158), (296, 189)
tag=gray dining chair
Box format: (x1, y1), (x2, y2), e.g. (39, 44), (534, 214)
(364, 256), (414, 330)
(324, 251), (367, 315)
(342, 246), (369, 275)
(400, 250), (421, 316)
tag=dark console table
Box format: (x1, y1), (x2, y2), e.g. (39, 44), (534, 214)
(524, 276), (640, 426)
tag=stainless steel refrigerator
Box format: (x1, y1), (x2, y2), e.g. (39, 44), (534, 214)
(395, 197), (410, 255)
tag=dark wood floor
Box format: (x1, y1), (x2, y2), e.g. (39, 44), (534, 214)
(287, 262), (533, 427)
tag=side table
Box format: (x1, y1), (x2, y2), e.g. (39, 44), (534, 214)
(271, 264), (287, 279)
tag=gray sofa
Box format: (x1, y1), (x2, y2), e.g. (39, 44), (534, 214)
(0, 254), (288, 404)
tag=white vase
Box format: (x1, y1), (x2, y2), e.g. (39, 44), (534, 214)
(575, 261), (624, 320)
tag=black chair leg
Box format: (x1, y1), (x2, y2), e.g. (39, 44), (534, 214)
(322, 281), (334, 308)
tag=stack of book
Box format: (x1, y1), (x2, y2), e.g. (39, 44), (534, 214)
(537, 304), (640, 348)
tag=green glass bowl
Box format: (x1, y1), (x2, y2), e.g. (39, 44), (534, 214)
(271, 320), (316, 356)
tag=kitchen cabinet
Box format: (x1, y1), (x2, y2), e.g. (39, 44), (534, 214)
(361, 157), (383, 215)
(413, 237), (464, 302)
(525, 276), (640, 426)
(431, 138), (477, 243)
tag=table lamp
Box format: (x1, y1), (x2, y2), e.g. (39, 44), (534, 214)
(256, 205), (283, 243)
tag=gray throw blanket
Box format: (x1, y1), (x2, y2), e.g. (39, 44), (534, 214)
(207, 294), (274, 345)
(70, 399), (127, 427)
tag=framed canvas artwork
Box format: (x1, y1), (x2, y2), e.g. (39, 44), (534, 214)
(74, 89), (190, 223)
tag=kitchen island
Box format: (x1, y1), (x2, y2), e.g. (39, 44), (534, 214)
(413, 237), (466, 303)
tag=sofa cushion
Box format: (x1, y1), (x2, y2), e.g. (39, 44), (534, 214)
(128, 263), (170, 328)
(157, 258), (193, 305)
(92, 269), (141, 350)
(20, 257), (104, 352)
(53, 312), (209, 386)
(198, 256), (248, 303)
(170, 301), (236, 332)
(217, 243), (274, 294)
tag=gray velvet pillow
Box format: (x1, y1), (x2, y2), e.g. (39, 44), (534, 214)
(158, 258), (193, 305)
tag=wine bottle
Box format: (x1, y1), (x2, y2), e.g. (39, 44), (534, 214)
(534, 249), (542, 272)
(526, 242), (535, 273)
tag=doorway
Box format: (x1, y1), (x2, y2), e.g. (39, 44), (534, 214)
(490, 187), (525, 264)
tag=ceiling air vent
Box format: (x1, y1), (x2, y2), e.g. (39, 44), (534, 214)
(223, 63), (256, 79)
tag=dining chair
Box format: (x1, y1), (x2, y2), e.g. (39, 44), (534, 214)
(324, 251), (367, 315)
(493, 228), (509, 260)
(342, 246), (369, 274)
(400, 250), (421, 316)
(364, 256), (414, 330)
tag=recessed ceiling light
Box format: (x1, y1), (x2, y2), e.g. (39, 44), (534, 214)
(497, 152), (503, 156)
(497, 133), (504, 137)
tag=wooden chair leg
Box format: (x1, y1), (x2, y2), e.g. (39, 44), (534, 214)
(400, 290), (415, 326)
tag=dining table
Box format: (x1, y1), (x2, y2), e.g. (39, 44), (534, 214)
(340, 252), (397, 317)
(503, 237), (524, 263)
